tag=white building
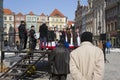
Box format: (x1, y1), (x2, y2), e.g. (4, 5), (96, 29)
(93, 0), (106, 36)
(3, 8), (14, 34)
(26, 11), (38, 31)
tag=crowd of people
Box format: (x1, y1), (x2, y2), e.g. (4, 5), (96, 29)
(17, 21), (109, 80)
(18, 21), (81, 51)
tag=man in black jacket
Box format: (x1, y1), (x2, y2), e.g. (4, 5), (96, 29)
(49, 39), (70, 80)
(39, 22), (48, 50)
(18, 21), (28, 50)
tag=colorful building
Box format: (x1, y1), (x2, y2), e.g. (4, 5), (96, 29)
(49, 9), (67, 30)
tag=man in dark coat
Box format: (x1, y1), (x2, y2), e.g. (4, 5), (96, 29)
(47, 27), (55, 49)
(29, 25), (37, 50)
(39, 23), (48, 50)
(49, 39), (70, 80)
(18, 21), (28, 50)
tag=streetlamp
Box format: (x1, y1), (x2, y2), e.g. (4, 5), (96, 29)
(117, 1), (120, 47)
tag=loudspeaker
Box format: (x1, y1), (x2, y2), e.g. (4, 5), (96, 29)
(100, 34), (106, 40)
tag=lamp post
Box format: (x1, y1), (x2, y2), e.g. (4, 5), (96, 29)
(117, 1), (120, 47)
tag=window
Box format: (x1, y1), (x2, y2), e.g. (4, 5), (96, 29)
(107, 24), (110, 32)
(37, 18), (39, 21)
(60, 19), (62, 22)
(27, 17), (31, 21)
(10, 24), (12, 27)
(42, 19), (45, 22)
(9, 17), (12, 20)
(52, 18), (54, 22)
(4, 24), (7, 28)
(56, 19), (58, 22)
(111, 23), (114, 31)
(32, 17), (36, 21)
(4, 17), (7, 20)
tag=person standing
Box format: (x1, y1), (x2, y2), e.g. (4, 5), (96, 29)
(49, 39), (70, 80)
(70, 32), (104, 80)
(98, 40), (107, 63)
(73, 28), (81, 48)
(106, 40), (111, 54)
(18, 21), (28, 50)
(39, 22), (48, 50)
(29, 25), (37, 50)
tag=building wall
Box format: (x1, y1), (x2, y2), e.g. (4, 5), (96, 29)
(82, 6), (88, 33)
(3, 14), (14, 34)
(105, 0), (120, 47)
(75, 1), (82, 31)
(15, 15), (26, 28)
(93, 0), (106, 36)
(49, 17), (67, 30)
(26, 15), (38, 31)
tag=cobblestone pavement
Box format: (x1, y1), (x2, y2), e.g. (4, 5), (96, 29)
(34, 52), (120, 80)
(0, 51), (120, 80)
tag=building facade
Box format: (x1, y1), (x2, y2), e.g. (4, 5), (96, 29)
(15, 12), (26, 31)
(105, 0), (120, 47)
(0, 0), (3, 41)
(49, 9), (67, 30)
(85, 0), (94, 34)
(26, 11), (38, 31)
(75, 0), (83, 33)
(81, 6), (88, 33)
(93, 0), (106, 40)
(3, 8), (14, 35)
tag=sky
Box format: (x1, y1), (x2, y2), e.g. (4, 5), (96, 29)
(3, 0), (88, 20)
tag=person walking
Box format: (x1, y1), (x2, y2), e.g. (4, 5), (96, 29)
(39, 22), (48, 50)
(106, 40), (111, 54)
(18, 21), (28, 50)
(49, 39), (70, 80)
(70, 32), (104, 80)
(98, 40), (107, 63)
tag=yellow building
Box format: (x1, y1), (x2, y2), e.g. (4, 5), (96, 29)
(49, 9), (67, 30)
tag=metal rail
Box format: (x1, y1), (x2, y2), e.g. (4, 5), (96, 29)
(0, 50), (50, 80)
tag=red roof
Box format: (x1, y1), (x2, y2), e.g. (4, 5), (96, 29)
(28, 11), (34, 15)
(16, 12), (23, 16)
(40, 13), (46, 16)
(68, 21), (74, 26)
(4, 8), (13, 15)
(50, 9), (65, 17)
